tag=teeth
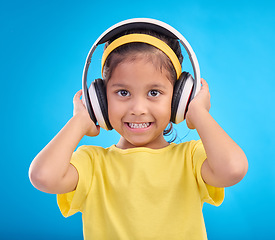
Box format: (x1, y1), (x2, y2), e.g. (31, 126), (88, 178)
(128, 123), (150, 129)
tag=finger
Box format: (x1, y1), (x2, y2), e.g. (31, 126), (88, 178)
(200, 78), (207, 85)
(73, 90), (82, 103)
(200, 78), (209, 91)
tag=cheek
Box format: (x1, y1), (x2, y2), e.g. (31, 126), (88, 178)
(161, 103), (172, 122)
(107, 95), (122, 126)
(107, 98), (114, 117)
(108, 102), (118, 117)
(162, 93), (173, 114)
(152, 98), (172, 123)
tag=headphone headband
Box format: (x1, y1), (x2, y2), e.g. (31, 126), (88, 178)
(82, 18), (201, 126)
(101, 34), (182, 79)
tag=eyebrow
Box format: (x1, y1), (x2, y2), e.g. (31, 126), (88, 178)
(149, 83), (168, 89)
(108, 83), (129, 88)
(108, 83), (168, 89)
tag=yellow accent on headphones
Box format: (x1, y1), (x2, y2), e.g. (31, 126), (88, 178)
(101, 33), (182, 79)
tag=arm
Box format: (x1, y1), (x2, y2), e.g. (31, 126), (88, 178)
(29, 90), (100, 194)
(186, 79), (248, 188)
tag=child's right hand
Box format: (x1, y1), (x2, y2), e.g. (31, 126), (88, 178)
(73, 90), (100, 137)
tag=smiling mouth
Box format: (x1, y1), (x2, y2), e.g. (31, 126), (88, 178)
(127, 122), (151, 129)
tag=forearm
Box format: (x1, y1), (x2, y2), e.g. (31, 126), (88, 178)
(29, 112), (89, 190)
(193, 109), (248, 186)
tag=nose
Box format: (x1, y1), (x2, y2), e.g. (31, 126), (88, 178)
(130, 96), (148, 116)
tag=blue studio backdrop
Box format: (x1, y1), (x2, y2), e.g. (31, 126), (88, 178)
(1, 0), (275, 239)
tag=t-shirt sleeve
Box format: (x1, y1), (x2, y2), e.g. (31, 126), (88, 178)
(191, 140), (224, 206)
(57, 146), (94, 217)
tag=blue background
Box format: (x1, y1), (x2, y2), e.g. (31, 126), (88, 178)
(1, 0), (275, 239)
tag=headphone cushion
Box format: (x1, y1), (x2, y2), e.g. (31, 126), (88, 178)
(171, 72), (194, 124)
(89, 79), (112, 130)
(83, 87), (97, 125)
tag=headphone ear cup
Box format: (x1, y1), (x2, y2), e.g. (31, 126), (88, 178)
(88, 79), (113, 130)
(171, 72), (194, 124)
(83, 86), (97, 125)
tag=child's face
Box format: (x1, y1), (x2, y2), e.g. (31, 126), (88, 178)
(106, 58), (174, 149)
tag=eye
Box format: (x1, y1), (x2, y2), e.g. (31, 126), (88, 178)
(148, 90), (160, 97)
(117, 90), (130, 97)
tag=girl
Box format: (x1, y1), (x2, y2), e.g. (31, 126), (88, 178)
(29, 19), (248, 239)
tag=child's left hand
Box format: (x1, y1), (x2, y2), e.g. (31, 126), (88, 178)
(185, 78), (211, 129)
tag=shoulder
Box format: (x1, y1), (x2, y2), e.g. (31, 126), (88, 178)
(75, 145), (110, 155)
(170, 140), (203, 153)
(169, 140), (206, 167)
(71, 145), (111, 164)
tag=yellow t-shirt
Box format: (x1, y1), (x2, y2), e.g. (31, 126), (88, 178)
(57, 140), (224, 240)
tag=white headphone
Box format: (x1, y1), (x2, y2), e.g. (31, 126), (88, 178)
(82, 18), (201, 130)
